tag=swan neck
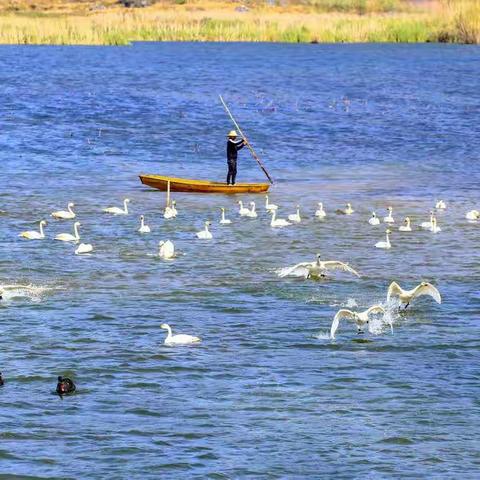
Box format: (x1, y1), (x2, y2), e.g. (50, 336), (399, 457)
(39, 222), (44, 236)
(74, 223), (80, 239)
(165, 325), (172, 339)
(124, 200), (128, 214)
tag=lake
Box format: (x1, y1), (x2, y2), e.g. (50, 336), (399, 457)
(0, 43), (479, 478)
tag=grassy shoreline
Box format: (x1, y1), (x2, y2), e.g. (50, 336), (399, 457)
(0, 1), (479, 45)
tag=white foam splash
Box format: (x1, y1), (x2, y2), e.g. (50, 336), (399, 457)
(313, 331), (331, 341)
(0, 283), (58, 304)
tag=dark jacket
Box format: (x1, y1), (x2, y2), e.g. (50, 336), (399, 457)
(227, 138), (245, 161)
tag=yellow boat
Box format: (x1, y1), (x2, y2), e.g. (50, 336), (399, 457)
(139, 174), (270, 194)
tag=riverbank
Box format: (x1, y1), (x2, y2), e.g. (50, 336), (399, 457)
(0, 0), (478, 45)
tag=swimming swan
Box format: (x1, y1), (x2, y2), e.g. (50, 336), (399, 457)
(369, 212), (380, 225)
(196, 221), (213, 239)
(75, 243), (93, 255)
(387, 281), (441, 308)
(51, 202), (75, 220)
(19, 220), (46, 240)
(337, 203), (354, 215)
(288, 205), (301, 223)
(315, 202), (326, 218)
(466, 210), (480, 220)
(375, 230), (391, 249)
(383, 206), (394, 223)
(398, 217), (412, 232)
(436, 200), (447, 210)
(104, 198), (130, 215)
(55, 221), (81, 243)
(265, 195), (278, 212)
(138, 215), (151, 233)
(420, 211), (434, 229)
(220, 207), (231, 225)
(159, 240), (175, 259)
(238, 201), (250, 216)
(246, 202), (258, 218)
(330, 305), (386, 339)
(430, 216), (441, 233)
(164, 200), (177, 219)
(161, 323), (201, 345)
(278, 254), (360, 279)
(270, 210), (291, 228)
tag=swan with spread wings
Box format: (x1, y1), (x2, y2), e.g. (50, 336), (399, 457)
(330, 305), (386, 339)
(278, 254), (360, 280)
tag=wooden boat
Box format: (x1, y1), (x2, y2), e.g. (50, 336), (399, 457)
(139, 174), (270, 194)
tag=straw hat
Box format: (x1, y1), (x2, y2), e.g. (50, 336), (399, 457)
(227, 130), (238, 138)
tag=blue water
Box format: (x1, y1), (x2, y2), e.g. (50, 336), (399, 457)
(1, 43), (480, 478)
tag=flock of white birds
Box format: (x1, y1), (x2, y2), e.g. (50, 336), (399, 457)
(10, 193), (480, 343)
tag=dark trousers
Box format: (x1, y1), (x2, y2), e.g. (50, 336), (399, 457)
(227, 159), (237, 185)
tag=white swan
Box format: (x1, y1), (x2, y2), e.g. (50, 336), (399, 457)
(220, 207), (231, 225)
(238, 201), (250, 216)
(159, 240), (175, 259)
(435, 200), (447, 210)
(337, 203), (354, 215)
(288, 205), (301, 223)
(163, 205), (175, 219)
(270, 210), (291, 228)
(387, 281), (441, 308)
(383, 206), (394, 223)
(161, 323), (201, 345)
(466, 209), (480, 220)
(420, 211), (434, 229)
(375, 229), (391, 249)
(330, 305), (386, 339)
(278, 253), (360, 280)
(138, 215), (151, 233)
(265, 195), (278, 212)
(430, 216), (441, 233)
(75, 243), (93, 255)
(398, 217), (412, 232)
(369, 212), (380, 225)
(19, 220), (46, 240)
(315, 202), (326, 218)
(51, 202), (75, 220)
(196, 221), (213, 239)
(245, 201), (258, 218)
(55, 221), (81, 243)
(104, 198), (130, 215)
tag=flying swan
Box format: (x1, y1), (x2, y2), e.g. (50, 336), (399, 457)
(278, 254), (360, 280)
(387, 281), (441, 309)
(330, 305), (386, 339)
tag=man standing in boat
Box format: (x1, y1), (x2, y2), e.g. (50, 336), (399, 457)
(226, 130), (246, 185)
